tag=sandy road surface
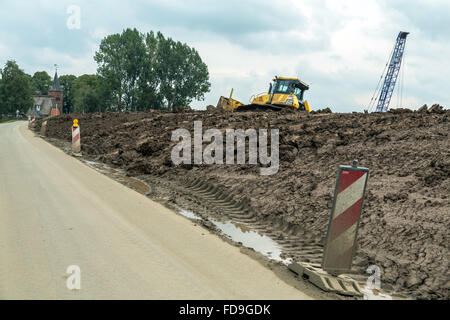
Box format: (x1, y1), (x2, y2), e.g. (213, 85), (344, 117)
(0, 121), (311, 300)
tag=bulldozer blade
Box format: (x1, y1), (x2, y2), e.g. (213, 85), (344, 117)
(217, 96), (244, 111)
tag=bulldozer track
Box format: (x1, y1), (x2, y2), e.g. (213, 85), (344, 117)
(236, 104), (288, 112)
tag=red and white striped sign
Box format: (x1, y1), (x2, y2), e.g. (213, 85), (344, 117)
(72, 125), (81, 154)
(322, 162), (369, 272)
(29, 117), (36, 129)
(40, 120), (48, 136)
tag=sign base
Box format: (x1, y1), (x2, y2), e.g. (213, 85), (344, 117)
(288, 261), (363, 297)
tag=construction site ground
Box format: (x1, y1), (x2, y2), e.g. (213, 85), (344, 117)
(36, 107), (449, 300)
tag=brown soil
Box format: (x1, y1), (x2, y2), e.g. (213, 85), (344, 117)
(38, 107), (450, 299)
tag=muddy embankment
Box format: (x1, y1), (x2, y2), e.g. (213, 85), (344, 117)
(39, 106), (449, 299)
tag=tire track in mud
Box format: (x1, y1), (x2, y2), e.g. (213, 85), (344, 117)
(140, 174), (325, 265)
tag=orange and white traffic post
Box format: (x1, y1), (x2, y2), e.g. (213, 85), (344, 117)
(72, 119), (82, 156)
(40, 119), (48, 137)
(322, 160), (369, 273)
(31, 117), (36, 129)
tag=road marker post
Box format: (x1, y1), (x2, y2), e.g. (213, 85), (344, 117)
(287, 160), (368, 296)
(31, 117), (36, 129)
(28, 115), (31, 128)
(40, 119), (48, 137)
(72, 119), (82, 157)
(322, 160), (369, 273)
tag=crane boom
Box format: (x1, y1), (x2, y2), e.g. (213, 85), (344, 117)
(376, 32), (409, 112)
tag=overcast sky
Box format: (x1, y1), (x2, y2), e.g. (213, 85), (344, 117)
(0, 0), (448, 112)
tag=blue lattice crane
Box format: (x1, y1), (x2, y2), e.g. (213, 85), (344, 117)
(375, 32), (409, 112)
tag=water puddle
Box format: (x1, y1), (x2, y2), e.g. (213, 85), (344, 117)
(359, 285), (409, 300)
(118, 176), (150, 194)
(360, 286), (394, 300)
(84, 160), (101, 169)
(178, 209), (202, 221)
(212, 220), (290, 264)
(84, 160), (118, 175)
(176, 208), (290, 264)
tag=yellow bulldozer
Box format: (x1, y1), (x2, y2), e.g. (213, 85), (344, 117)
(217, 76), (312, 112)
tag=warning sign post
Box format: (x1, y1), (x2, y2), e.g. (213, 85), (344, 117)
(322, 160), (369, 273)
(40, 119), (48, 137)
(72, 119), (82, 157)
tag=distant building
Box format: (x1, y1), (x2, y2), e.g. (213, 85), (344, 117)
(27, 71), (63, 118)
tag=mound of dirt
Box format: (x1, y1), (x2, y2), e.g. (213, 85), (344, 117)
(42, 108), (449, 299)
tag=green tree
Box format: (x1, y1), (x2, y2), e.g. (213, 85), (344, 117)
(154, 32), (210, 110)
(73, 86), (99, 113)
(59, 74), (77, 113)
(0, 67), (4, 115)
(72, 74), (102, 113)
(94, 29), (210, 111)
(95, 28), (147, 111)
(0, 60), (33, 115)
(96, 76), (114, 112)
(31, 71), (52, 95)
(136, 31), (164, 110)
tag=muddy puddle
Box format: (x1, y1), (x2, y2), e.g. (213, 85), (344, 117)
(212, 220), (291, 264)
(178, 209), (202, 221)
(177, 208), (291, 265)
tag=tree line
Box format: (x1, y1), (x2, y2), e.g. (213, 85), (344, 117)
(0, 28), (210, 116)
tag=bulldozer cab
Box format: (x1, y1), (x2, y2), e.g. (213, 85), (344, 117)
(269, 77), (309, 103)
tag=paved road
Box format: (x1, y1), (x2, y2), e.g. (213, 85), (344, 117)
(0, 121), (312, 299)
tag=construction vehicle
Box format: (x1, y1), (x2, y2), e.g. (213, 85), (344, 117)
(217, 76), (312, 112)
